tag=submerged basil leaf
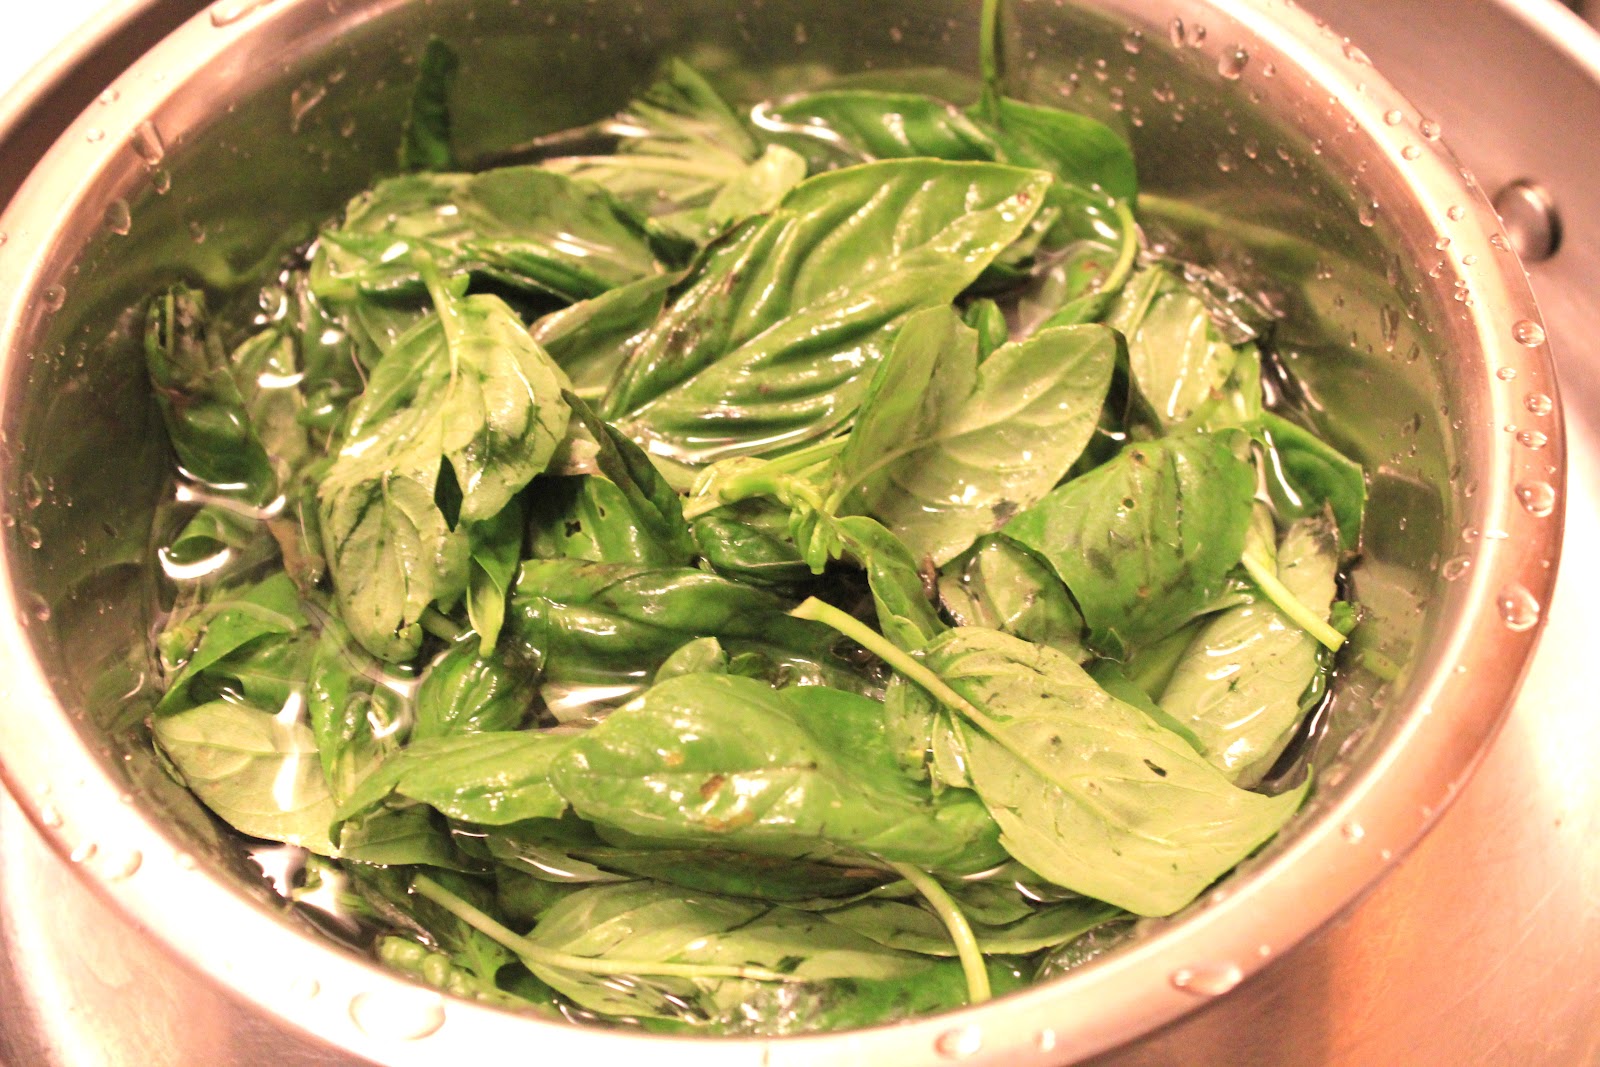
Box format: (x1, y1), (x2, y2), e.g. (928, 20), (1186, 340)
(938, 535), (1087, 661)
(400, 37), (460, 173)
(153, 700), (339, 856)
(412, 640), (535, 741)
(338, 732), (571, 829)
(1158, 515), (1339, 786)
(822, 895), (1122, 957)
(1258, 411), (1366, 551)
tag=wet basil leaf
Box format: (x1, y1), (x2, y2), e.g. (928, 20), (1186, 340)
(938, 535), (1087, 661)
(412, 640), (536, 741)
(1258, 411), (1366, 551)
(400, 37), (460, 173)
(1004, 433), (1256, 655)
(822, 895), (1122, 956)
(550, 674), (1006, 873)
(338, 732), (570, 830)
(602, 160), (1051, 463)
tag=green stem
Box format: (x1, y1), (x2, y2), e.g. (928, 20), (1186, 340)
(887, 862), (991, 1005)
(1103, 198), (1140, 293)
(978, 0), (1004, 121)
(419, 606), (468, 643)
(681, 440), (844, 520)
(412, 876), (802, 985)
(1240, 548), (1346, 652)
(790, 598), (986, 722)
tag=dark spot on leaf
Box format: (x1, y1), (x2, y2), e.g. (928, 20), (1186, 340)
(1129, 449), (1147, 465)
(563, 520), (583, 538)
(1121, 497), (1136, 509)
(991, 499), (1019, 525)
(699, 773), (726, 800)
(1143, 759), (1168, 777)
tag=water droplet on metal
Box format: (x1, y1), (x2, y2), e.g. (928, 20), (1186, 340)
(20, 523), (41, 550)
(1216, 152), (1236, 173)
(289, 81), (328, 133)
(38, 804), (62, 829)
(98, 88), (120, 105)
(1381, 108), (1403, 126)
(101, 848), (144, 881)
(29, 593), (51, 622)
(1170, 962), (1243, 997)
(1516, 429), (1549, 450)
(289, 976), (322, 999)
(208, 0), (278, 26)
(70, 841), (98, 864)
(129, 120), (165, 166)
(1035, 1029), (1058, 1053)
(935, 1025), (983, 1058)
(41, 285), (66, 312)
(22, 473), (44, 508)
(1419, 118), (1442, 140)
(189, 220), (207, 244)
(1490, 233), (1509, 250)
(1122, 29), (1144, 54)
(1185, 21), (1208, 47)
(1218, 47), (1248, 79)
(1515, 480), (1556, 517)
(1511, 319), (1545, 347)
(1341, 821), (1365, 842)
(1496, 366), (1518, 381)
(348, 990), (446, 1041)
(85, 127), (106, 143)
(105, 199), (132, 236)
(1341, 40), (1370, 65)
(1496, 583), (1541, 632)
(175, 851), (197, 870)
(1446, 204), (1466, 221)
(1357, 200), (1378, 227)
(1524, 392), (1553, 416)
(1167, 17), (1186, 48)
(1400, 144), (1421, 161)
(1493, 180), (1560, 262)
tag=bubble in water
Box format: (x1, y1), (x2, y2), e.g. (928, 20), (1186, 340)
(22, 472), (44, 508)
(1170, 962), (1243, 997)
(1122, 29), (1144, 54)
(1341, 821), (1365, 842)
(70, 841), (98, 864)
(129, 122), (167, 170)
(1447, 204), (1466, 221)
(21, 523), (42, 550)
(348, 990), (446, 1041)
(38, 803), (62, 829)
(1524, 392), (1553, 416)
(29, 593), (51, 622)
(1420, 118), (1442, 140)
(1515, 480), (1556, 517)
(189, 220), (208, 244)
(151, 169), (173, 195)
(1401, 144), (1421, 161)
(1216, 152), (1236, 173)
(1496, 366), (1518, 381)
(1218, 47), (1248, 79)
(1511, 319), (1545, 347)
(935, 1026), (983, 1058)
(105, 199), (132, 236)
(1516, 429), (1549, 450)
(1496, 583), (1541, 632)
(209, 0), (278, 26)
(41, 285), (67, 312)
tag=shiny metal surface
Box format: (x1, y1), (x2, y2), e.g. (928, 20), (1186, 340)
(0, 1), (1579, 1065)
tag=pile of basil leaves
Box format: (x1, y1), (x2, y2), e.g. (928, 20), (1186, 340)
(142, 24), (1365, 1035)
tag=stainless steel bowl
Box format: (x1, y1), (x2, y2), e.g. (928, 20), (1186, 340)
(0, 1), (1567, 1063)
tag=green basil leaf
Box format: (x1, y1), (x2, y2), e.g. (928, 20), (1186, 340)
(981, 96), (1137, 203)
(1106, 267), (1239, 428)
(758, 89), (998, 167)
(919, 627), (1307, 915)
(466, 499), (525, 655)
(413, 640), (535, 741)
(340, 807), (470, 869)
(542, 59), (761, 243)
(1003, 433), (1256, 654)
(152, 700), (339, 856)
(1258, 411), (1366, 552)
(563, 390), (695, 564)
(1158, 515), (1339, 786)
(691, 498), (814, 591)
(312, 167), (663, 303)
(529, 272), (680, 393)
(338, 732), (571, 829)
(602, 160), (1052, 463)
(938, 534), (1087, 661)
(549, 674), (1006, 873)
(305, 615), (409, 799)
(156, 573), (308, 714)
(822, 895), (1121, 956)
(523, 881), (930, 1025)
(399, 37), (460, 173)
(835, 306), (1116, 566)
(144, 285), (278, 505)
